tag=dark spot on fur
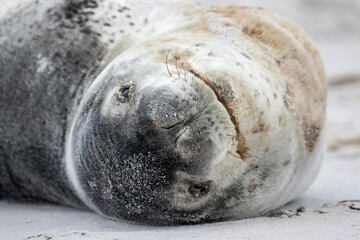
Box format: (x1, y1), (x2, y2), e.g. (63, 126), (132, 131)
(283, 160), (290, 166)
(64, 0), (98, 26)
(241, 52), (251, 60)
(79, 28), (91, 35)
(118, 6), (130, 12)
(129, 22), (134, 26)
(283, 97), (289, 108)
(103, 22), (111, 27)
(252, 123), (265, 134)
(126, 14), (131, 18)
(275, 59), (281, 66)
(273, 93), (277, 99)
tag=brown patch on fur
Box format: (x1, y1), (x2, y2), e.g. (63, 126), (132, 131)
(242, 23), (263, 39)
(302, 121), (321, 152)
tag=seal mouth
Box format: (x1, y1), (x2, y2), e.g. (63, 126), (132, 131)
(185, 68), (248, 160)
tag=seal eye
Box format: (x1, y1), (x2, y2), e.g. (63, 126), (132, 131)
(117, 84), (134, 103)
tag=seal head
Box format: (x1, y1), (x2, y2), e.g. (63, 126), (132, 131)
(65, 5), (327, 225)
(66, 52), (238, 225)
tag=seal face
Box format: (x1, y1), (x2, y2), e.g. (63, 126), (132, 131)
(66, 56), (237, 224)
(1, 1), (327, 225)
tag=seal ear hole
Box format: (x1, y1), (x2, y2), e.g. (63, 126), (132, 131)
(117, 84), (134, 103)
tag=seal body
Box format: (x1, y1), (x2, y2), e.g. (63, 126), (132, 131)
(0, 0), (154, 206)
(0, 0), (326, 225)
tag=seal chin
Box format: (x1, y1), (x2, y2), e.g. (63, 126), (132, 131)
(66, 59), (237, 225)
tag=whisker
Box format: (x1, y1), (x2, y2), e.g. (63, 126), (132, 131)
(166, 50), (172, 77)
(204, 73), (219, 88)
(228, 151), (243, 159)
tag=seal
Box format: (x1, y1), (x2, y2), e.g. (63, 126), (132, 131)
(0, 0), (327, 225)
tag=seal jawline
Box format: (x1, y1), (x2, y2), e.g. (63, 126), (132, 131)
(186, 68), (248, 160)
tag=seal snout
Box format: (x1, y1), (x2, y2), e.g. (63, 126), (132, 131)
(69, 61), (239, 225)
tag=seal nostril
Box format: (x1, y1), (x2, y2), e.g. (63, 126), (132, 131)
(188, 181), (213, 197)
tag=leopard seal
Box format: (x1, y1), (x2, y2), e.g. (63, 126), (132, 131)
(0, 0), (327, 225)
